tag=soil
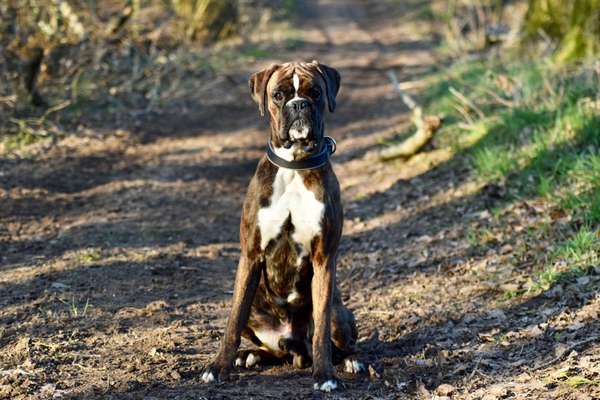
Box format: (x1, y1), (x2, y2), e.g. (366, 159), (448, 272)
(1, 1), (599, 399)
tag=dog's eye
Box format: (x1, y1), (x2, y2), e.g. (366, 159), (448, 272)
(311, 87), (321, 99)
(273, 91), (284, 102)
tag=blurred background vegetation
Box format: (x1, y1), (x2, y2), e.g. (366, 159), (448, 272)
(411, 0), (600, 293)
(0, 0), (297, 150)
(0, 0), (598, 152)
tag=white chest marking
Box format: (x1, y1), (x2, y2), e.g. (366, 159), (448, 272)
(257, 169), (324, 250)
(273, 145), (295, 161)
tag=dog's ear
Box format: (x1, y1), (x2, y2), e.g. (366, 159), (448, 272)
(248, 64), (281, 117)
(312, 60), (341, 113)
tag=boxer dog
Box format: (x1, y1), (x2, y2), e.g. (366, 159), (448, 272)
(201, 61), (363, 392)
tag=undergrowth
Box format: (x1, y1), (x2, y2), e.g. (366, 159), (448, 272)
(423, 55), (600, 296)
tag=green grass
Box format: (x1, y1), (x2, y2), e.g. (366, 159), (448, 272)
(76, 248), (102, 264)
(58, 296), (91, 318)
(422, 56), (600, 297)
(241, 45), (272, 59)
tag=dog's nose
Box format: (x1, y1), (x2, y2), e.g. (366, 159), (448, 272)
(291, 100), (309, 112)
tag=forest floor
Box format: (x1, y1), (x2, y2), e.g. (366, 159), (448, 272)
(1, 0), (599, 399)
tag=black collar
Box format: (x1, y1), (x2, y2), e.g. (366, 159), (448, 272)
(266, 136), (336, 170)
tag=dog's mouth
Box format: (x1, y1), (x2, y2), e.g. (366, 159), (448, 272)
(281, 119), (319, 154)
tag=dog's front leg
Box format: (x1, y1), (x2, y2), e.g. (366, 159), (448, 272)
(202, 255), (261, 382)
(311, 255), (337, 391)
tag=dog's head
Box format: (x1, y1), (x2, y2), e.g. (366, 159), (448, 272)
(249, 61), (340, 160)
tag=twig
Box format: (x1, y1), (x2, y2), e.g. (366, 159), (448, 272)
(453, 104), (475, 126)
(41, 100), (71, 121)
(0, 95), (17, 105)
(387, 70), (418, 110)
(468, 355), (483, 381)
(532, 335), (600, 372)
(0, 368), (34, 376)
(380, 70), (442, 161)
(478, 86), (514, 108)
(358, 310), (397, 315)
(449, 86), (485, 119)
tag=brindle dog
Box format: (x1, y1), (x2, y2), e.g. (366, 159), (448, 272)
(201, 61), (362, 392)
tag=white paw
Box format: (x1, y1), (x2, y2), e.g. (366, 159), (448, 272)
(313, 379), (338, 392)
(201, 371), (215, 383)
(344, 359), (366, 374)
(245, 353), (261, 368)
(234, 357), (243, 367)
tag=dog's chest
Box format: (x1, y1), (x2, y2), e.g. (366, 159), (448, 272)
(257, 169), (324, 251)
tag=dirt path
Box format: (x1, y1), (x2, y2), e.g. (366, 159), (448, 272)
(2, 1), (599, 399)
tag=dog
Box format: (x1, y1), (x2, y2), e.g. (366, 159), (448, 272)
(201, 61), (362, 392)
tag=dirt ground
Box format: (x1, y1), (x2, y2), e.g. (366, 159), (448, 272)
(1, 0), (599, 399)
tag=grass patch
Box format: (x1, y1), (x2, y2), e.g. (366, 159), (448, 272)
(58, 296), (91, 318)
(76, 248), (103, 264)
(545, 369), (600, 388)
(422, 55), (600, 297)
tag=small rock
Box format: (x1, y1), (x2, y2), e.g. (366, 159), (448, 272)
(545, 285), (563, 298)
(436, 383), (455, 396)
(500, 283), (519, 292)
(524, 324), (544, 338)
(415, 359), (433, 367)
(488, 385), (509, 397)
(368, 364), (381, 379)
(170, 370), (181, 380)
(567, 322), (585, 331)
(576, 276), (590, 286)
(554, 343), (568, 358)
(463, 313), (477, 324)
(50, 282), (70, 291)
(487, 309), (506, 320)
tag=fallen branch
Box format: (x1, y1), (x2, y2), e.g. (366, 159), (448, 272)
(380, 70), (442, 161)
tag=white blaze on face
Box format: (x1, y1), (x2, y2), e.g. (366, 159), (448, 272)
(293, 73), (300, 97)
(288, 72), (310, 140)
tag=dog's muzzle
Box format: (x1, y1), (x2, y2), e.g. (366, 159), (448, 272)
(281, 97), (319, 150)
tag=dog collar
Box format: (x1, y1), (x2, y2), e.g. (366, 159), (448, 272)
(266, 136), (337, 170)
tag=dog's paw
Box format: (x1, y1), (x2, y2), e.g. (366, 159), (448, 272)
(234, 351), (261, 369)
(201, 370), (216, 383)
(343, 358), (366, 374)
(201, 363), (230, 383)
(313, 379), (339, 392)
